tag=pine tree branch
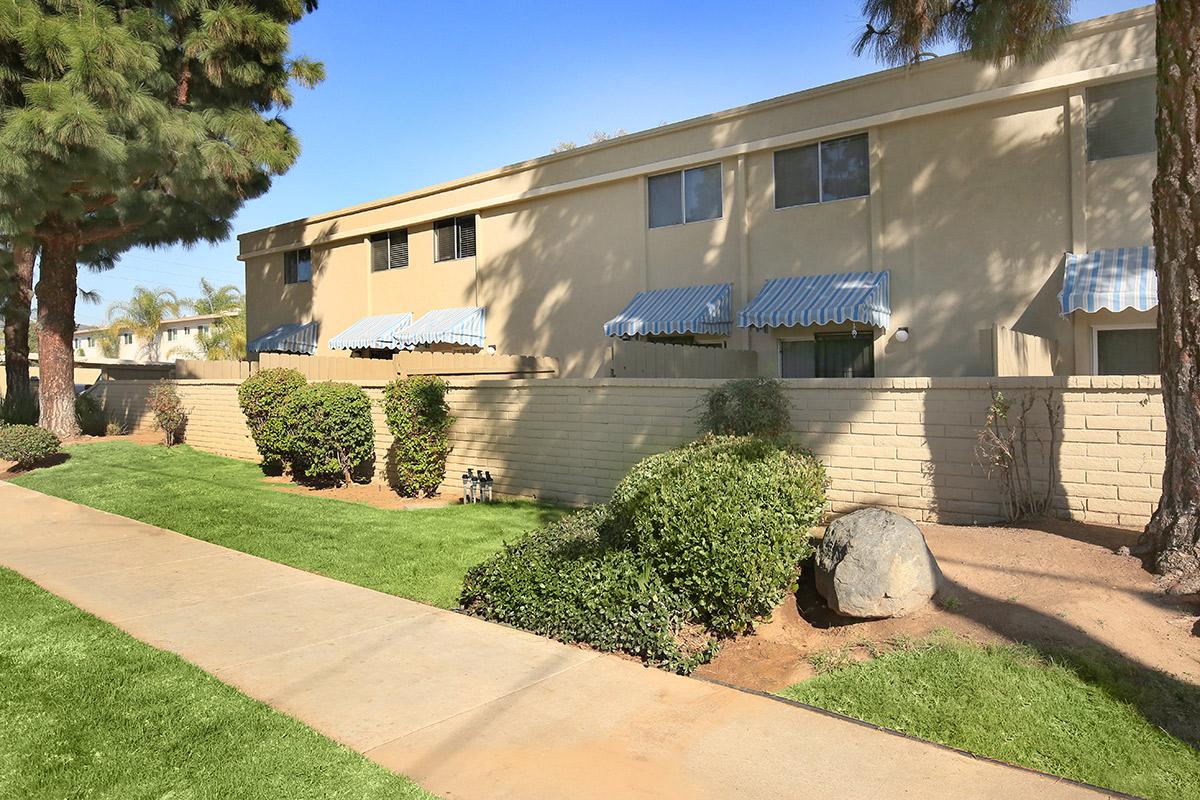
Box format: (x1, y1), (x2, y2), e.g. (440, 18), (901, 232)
(78, 221), (142, 246)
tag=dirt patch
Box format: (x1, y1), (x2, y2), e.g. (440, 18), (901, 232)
(260, 474), (459, 511)
(695, 519), (1200, 692)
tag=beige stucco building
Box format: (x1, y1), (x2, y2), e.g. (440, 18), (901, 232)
(240, 6), (1158, 380)
(74, 311), (238, 363)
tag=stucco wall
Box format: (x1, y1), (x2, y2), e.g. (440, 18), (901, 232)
(94, 375), (1163, 529)
(240, 8), (1156, 381)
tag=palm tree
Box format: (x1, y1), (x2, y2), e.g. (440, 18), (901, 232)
(105, 287), (181, 361)
(188, 278), (243, 316)
(193, 309), (247, 360)
(854, 1), (1200, 592)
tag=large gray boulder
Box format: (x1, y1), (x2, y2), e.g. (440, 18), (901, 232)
(814, 508), (942, 618)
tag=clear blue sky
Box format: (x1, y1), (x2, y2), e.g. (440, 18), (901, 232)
(74, 0), (1143, 324)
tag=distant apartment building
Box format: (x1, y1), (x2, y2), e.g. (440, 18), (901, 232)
(74, 311), (238, 363)
(239, 6), (1157, 379)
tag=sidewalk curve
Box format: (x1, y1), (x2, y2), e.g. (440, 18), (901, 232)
(0, 482), (1114, 800)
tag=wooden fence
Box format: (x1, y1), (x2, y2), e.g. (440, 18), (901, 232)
(174, 351), (558, 382)
(607, 339), (758, 379)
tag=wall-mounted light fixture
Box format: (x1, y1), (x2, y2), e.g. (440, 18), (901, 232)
(894, 327), (910, 343)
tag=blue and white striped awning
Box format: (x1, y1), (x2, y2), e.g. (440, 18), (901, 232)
(328, 313), (413, 351)
(738, 271), (891, 330)
(393, 307), (485, 349)
(603, 283), (732, 337)
(247, 322), (317, 355)
(1059, 246), (1157, 314)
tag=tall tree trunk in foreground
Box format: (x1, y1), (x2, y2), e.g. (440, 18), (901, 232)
(35, 234), (80, 438)
(3, 244), (34, 400)
(1142, 0), (1200, 594)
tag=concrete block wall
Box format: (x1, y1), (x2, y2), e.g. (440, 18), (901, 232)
(91, 375), (1165, 528)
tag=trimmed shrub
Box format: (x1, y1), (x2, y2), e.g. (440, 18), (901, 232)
(0, 424), (61, 468)
(105, 419), (127, 437)
(237, 367), (306, 471)
(461, 508), (717, 672)
(606, 436), (826, 635)
(74, 392), (107, 436)
(462, 435), (827, 671)
(147, 381), (187, 446)
(1, 388), (39, 425)
(697, 377), (791, 439)
(280, 382), (374, 483)
(382, 375), (454, 496)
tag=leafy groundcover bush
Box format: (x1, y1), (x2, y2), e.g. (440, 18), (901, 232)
(0, 424), (61, 468)
(237, 367), (306, 472)
(462, 435), (827, 672)
(383, 375), (454, 497)
(280, 382), (374, 484)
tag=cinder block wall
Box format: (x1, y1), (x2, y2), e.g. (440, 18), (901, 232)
(93, 375), (1165, 528)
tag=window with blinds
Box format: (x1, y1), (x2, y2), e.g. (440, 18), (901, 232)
(370, 229), (409, 271)
(1086, 77), (1155, 161)
(434, 215), (477, 261)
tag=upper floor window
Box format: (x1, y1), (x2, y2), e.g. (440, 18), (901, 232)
(166, 329), (177, 342)
(1086, 76), (1155, 161)
(371, 228), (409, 271)
(775, 133), (870, 208)
(197, 326), (207, 336)
(648, 164), (722, 228)
(86, 337), (94, 347)
(74, 338), (81, 349)
(184, 326), (191, 335)
(284, 247), (312, 284)
(434, 216), (476, 262)
(122, 333), (133, 345)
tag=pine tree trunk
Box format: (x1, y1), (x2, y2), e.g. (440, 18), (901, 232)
(1141, 1), (1200, 594)
(3, 244), (34, 400)
(35, 234), (80, 439)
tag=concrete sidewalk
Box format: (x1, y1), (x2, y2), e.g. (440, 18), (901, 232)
(0, 482), (1110, 800)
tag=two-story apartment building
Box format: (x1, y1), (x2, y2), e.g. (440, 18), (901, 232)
(74, 311), (239, 363)
(240, 6), (1158, 379)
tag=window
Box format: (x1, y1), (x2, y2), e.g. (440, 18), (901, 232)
(780, 340), (815, 378)
(648, 164), (723, 228)
(371, 228), (410, 271)
(815, 332), (874, 378)
(1095, 327), (1157, 375)
(167, 329), (177, 342)
(434, 216), (477, 262)
(1087, 77), (1155, 161)
(86, 337), (94, 348)
(197, 326), (207, 335)
(284, 247), (312, 284)
(184, 327), (191, 335)
(775, 133), (870, 208)
(122, 333), (132, 345)
(73, 338), (81, 349)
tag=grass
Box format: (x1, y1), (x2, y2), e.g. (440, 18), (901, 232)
(10, 441), (563, 609)
(0, 567), (434, 800)
(781, 633), (1200, 800)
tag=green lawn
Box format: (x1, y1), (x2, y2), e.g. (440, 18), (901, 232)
(781, 634), (1200, 800)
(11, 441), (562, 609)
(0, 567), (434, 800)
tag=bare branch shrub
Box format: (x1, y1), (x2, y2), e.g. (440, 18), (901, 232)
(976, 388), (1062, 522)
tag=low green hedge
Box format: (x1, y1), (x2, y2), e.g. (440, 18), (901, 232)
(0, 424), (61, 468)
(461, 508), (717, 672)
(607, 436), (826, 635)
(461, 435), (827, 671)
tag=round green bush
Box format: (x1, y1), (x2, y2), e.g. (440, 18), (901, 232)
(606, 435), (827, 635)
(280, 381), (374, 483)
(461, 508), (716, 672)
(0, 424), (61, 468)
(75, 392), (107, 436)
(382, 375), (454, 497)
(237, 368), (306, 470)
